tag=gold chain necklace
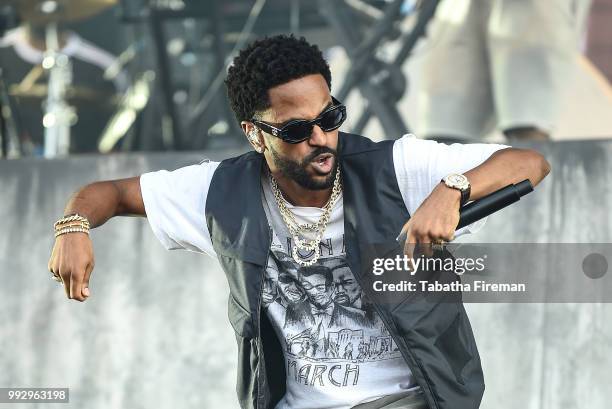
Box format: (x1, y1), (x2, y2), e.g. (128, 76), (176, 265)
(270, 167), (342, 266)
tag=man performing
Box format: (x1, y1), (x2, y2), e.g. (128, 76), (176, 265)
(48, 35), (550, 409)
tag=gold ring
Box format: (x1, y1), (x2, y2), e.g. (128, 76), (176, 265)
(431, 240), (447, 251)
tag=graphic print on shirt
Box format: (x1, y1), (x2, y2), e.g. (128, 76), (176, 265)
(264, 242), (404, 388)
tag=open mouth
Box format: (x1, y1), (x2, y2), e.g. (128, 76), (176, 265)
(310, 153), (334, 175)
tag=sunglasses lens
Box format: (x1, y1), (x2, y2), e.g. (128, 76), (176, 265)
(285, 122), (313, 143)
(277, 103), (346, 143)
(319, 106), (345, 131)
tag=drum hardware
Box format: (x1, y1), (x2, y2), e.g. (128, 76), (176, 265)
(3, 0), (120, 156)
(0, 68), (20, 158)
(98, 70), (154, 153)
(11, 0), (117, 24)
(41, 22), (75, 157)
(9, 83), (119, 105)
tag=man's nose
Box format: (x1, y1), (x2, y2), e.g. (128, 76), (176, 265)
(308, 125), (327, 146)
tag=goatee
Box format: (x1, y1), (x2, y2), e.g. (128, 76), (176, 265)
(270, 146), (338, 190)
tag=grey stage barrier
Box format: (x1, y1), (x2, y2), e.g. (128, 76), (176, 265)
(0, 139), (611, 409)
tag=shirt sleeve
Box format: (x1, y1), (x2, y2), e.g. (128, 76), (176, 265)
(392, 134), (511, 238)
(140, 160), (220, 258)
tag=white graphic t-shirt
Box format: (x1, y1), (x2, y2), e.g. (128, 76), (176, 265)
(140, 134), (509, 409)
(260, 173), (418, 409)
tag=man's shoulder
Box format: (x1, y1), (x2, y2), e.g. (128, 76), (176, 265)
(216, 150), (261, 167)
(206, 151), (263, 184)
(339, 132), (395, 157)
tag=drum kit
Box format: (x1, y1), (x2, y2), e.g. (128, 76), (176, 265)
(0, 0), (439, 158)
(0, 0), (150, 158)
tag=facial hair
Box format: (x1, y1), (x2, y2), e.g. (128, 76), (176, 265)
(269, 145), (338, 190)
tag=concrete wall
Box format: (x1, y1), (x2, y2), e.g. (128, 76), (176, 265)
(0, 139), (610, 409)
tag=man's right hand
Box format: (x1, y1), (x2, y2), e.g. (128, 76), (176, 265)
(48, 232), (95, 302)
(47, 177), (145, 302)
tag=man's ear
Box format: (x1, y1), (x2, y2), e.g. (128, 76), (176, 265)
(241, 121), (265, 153)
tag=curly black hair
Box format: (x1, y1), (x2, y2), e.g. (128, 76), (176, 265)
(225, 34), (332, 123)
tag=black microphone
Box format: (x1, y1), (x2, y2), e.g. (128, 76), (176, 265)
(456, 179), (533, 230)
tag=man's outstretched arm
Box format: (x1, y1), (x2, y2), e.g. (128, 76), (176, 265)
(400, 146), (551, 254)
(64, 177), (146, 227)
(48, 177), (145, 302)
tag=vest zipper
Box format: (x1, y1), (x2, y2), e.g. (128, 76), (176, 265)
(256, 230), (273, 409)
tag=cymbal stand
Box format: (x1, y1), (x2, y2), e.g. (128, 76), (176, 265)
(0, 67), (21, 158)
(42, 23), (76, 158)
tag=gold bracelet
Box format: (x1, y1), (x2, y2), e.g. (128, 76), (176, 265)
(55, 227), (90, 238)
(54, 214), (91, 238)
(55, 221), (90, 231)
(54, 214), (90, 229)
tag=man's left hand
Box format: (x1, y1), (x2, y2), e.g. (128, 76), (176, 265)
(398, 182), (461, 259)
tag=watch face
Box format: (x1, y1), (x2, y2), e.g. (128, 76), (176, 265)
(448, 175), (466, 185)
(446, 174), (468, 187)
(444, 174), (470, 190)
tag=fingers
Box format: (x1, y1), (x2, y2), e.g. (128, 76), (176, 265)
(404, 227), (417, 262)
(396, 220), (410, 243)
(53, 260), (86, 301)
(402, 224), (453, 260)
(81, 263), (93, 298)
(403, 224), (433, 259)
(48, 244), (59, 276)
(69, 259), (94, 302)
(48, 243), (68, 288)
(48, 234), (94, 302)
(48, 259), (61, 281)
(70, 269), (83, 301)
(61, 268), (71, 299)
(54, 265), (89, 302)
(420, 235), (433, 258)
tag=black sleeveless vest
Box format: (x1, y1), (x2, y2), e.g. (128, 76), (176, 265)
(205, 132), (484, 409)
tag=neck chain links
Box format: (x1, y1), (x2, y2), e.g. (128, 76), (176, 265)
(269, 167), (342, 267)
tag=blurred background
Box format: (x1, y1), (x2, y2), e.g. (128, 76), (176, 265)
(1, 0), (611, 157)
(1, 0), (611, 408)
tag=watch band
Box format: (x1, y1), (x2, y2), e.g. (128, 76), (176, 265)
(441, 176), (471, 207)
(459, 184), (471, 207)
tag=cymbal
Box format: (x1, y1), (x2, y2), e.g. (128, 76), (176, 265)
(9, 83), (119, 106)
(10, 0), (117, 24)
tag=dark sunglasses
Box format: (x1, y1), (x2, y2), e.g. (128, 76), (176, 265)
(252, 96), (347, 144)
